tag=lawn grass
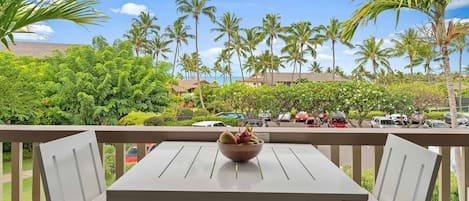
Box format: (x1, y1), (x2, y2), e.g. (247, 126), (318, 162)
(3, 159), (33, 174)
(2, 178), (44, 201)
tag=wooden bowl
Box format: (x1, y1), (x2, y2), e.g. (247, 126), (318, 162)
(217, 140), (264, 162)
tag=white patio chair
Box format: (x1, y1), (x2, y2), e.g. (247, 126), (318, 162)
(370, 134), (441, 201)
(36, 130), (106, 201)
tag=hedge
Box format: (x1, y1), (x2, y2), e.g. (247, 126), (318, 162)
(119, 111), (157, 125)
(424, 112), (446, 120)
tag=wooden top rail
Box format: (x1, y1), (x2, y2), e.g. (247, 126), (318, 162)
(0, 125), (468, 146)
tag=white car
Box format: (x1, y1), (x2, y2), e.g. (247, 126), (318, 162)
(191, 121), (229, 127)
(277, 112), (291, 122)
(371, 117), (399, 128)
(389, 114), (408, 125)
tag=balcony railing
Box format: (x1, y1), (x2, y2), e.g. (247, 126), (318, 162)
(0, 125), (468, 201)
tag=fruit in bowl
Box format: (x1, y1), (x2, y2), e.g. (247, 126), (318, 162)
(217, 126), (264, 162)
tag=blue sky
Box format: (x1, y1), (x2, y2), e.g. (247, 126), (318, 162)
(14, 0), (469, 76)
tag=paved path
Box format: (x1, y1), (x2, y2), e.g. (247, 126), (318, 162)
(2, 170), (33, 183)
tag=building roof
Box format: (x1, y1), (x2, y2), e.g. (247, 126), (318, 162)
(177, 80), (209, 90)
(171, 85), (186, 93)
(0, 42), (72, 57)
(240, 72), (347, 84)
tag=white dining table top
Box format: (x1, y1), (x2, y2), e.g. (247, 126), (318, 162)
(107, 141), (368, 201)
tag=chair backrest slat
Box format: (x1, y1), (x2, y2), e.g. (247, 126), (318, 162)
(373, 134), (441, 201)
(37, 130), (105, 201)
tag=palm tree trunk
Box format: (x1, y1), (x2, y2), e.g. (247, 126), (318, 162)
(332, 40), (336, 81)
(172, 43), (180, 78)
(195, 17), (206, 109)
(459, 49), (463, 112)
(270, 42), (274, 85)
(409, 56), (414, 82)
(372, 61), (378, 82)
(425, 57), (431, 82)
(291, 61), (297, 83)
(237, 50), (244, 82)
(155, 53), (159, 68)
(299, 46), (304, 80)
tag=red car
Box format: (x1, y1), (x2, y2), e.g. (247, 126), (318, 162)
(295, 111), (309, 122)
(328, 116), (347, 128)
(125, 143), (156, 163)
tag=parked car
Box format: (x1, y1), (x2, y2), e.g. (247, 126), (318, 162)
(125, 143), (155, 164)
(305, 117), (320, 128)
(371, 117), (399, 128)
(278, 112), (291, 122)
(192, 121), (229, 127)
(410, 112), (425, 124)
(389, 114), (408, 125)
(444, 112), (469, 125)
(294, 111), (309, 122)
(243, 118), (268, 127)
(258, 111), (272, 121)
(370, 116), (386, 128)
(328, 116), (347, 128)
(423, 120), (450, 128)
(215, 112), (246, 121)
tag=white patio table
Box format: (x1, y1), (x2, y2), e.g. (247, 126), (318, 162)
(107, 141), (368, 201)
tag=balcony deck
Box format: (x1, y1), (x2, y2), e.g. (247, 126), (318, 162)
(0, 125), (468, 201)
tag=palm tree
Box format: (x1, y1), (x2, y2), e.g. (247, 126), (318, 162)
(309, 61), (322, 73)
(391, 28), (421, 82)
(124, 24), (147, 57)
(351, 64), (371, 80)
(286, 21), (321, 79)
(450, 21), (469, 112)
(226, 33), (248, 81)
(417, 25), (440, 82)
(200, 65), (211, 80)
(260, 14), (285, 84)
(281, 37), (304, 82)
(212, 12), (240, 78)
(132, 11), (160, 37)
(216, 48), (233, 82)
(212, 61), (223, 82)
(0, 0), (107, 49)
(341, 0), (469, 129)
(165, 16), (194, 77)
(319, 18), (352, 81)
(146, 33), (172, 65)
(354, 37), (393, 81)
(176, 0), (217, 110)
(341, 0), (469, 196)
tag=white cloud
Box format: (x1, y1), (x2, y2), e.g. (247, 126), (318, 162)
(343, 49), (357, 56)
(13, 24), (54, 40)
(317, 54), (333, 61)
(200, 47), (222, 62)
(111, 3), (148, 16)
(448, 0), (469, 9)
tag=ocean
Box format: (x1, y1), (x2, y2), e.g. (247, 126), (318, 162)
(200, 76), (242, 85)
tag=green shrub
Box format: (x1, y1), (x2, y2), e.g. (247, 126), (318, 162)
(160, 113), (176, 122)
(119, 112), (157, 125)
(193, 109), (210, 117)
(178, 108), (193, 116)
(163, 120), (194, 126)
(191, 116), (238, 126)
(144, 116), (165, 126)
(425, 112), (445, 120)
(347, 110), (385, 119)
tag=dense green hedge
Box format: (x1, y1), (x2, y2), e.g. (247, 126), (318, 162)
(348, 111), (385, 119)
(118, 112), (158, 125)
(425, 112), (446, 120)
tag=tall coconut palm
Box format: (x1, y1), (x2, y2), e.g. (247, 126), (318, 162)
(281, 37), (304, 82)
(241, 27), (264, 78)
(226, 33), (248, 81)
(260, 14), (285, 84)
(351, 64), (371, 80)
(354, 37), (393, 81)
(165, 16), (194, 77)
(211, 12), (240, 78)
(146, 33), (172, 65)
(176, 0), (217, 109)
(124, 24), (147, 57)
(132, 11), (160, 37)
(0, 0), (107, 49)
(341, 0), (469, 197)
(319, 18), (352, 81)
(286, 21), (321, 79)
(450, 21), (469, 112)
(392, 28), (421, 82)
(200, 65), (211, 80)
(417, 42), (440, 82)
